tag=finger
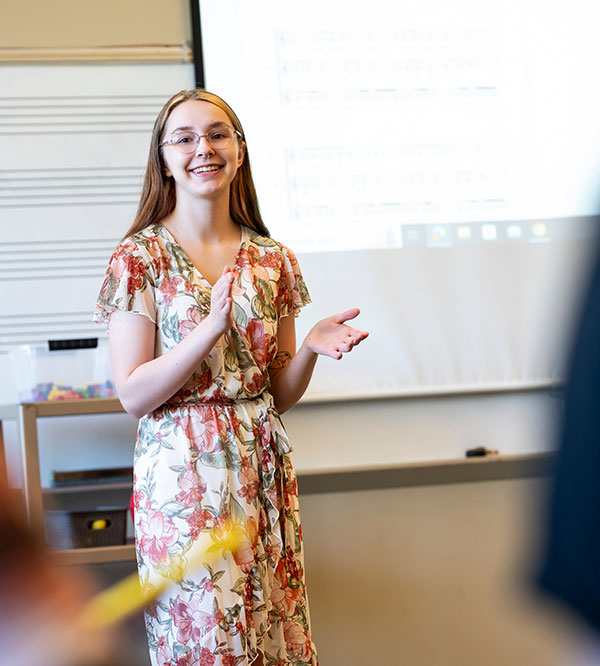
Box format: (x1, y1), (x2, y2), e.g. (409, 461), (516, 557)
(214, 274), (233, 299)
(218, 274), (234, 291)
(215, 267), (234, 286)
(344, 327), (369, 343)
(333, 307), (360, 324)
(341, 331), (368, 351)
(216, 287), (231, 307)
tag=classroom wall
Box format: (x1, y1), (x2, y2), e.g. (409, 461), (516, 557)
(94, 472), (593, 666)
(301, 477), (590, 666)
(1, 3), (591, 665)
(0, 0), (190, 49)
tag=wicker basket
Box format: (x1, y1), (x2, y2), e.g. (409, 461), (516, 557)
(45, 507), (127, 549)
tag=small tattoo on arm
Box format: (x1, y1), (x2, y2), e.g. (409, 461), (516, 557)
(271, 351), (292, 370)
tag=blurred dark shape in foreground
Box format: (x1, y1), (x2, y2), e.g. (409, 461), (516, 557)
(0, 480), (128, 666)
(538, 231), (600, 635)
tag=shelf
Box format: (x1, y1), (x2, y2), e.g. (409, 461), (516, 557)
(24, 397), (124, 417)
(43, 480), (133, 495)
(51, 544), (136, 566)
(297, 452), (556, 494)
(0, 398), (124, 419)
(2, 396), (558, 567)
(0, 397), (134, 566)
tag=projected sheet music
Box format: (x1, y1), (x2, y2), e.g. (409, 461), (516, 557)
(200, 0), (600, 252)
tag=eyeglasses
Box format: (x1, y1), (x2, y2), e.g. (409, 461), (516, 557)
(159, 125), (242, 153)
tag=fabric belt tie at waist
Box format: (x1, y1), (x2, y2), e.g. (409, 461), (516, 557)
(165, 392), (268, 408)
(147, 393), (293, 456)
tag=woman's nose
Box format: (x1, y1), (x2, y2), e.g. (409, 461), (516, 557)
(195, 135), (214, 157)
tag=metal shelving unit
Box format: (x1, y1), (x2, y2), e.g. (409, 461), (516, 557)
(0, 398), (136, 565)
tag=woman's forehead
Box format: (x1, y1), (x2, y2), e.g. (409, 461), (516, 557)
(164, 99), (231, 132)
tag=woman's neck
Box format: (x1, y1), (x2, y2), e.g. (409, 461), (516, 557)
(163, 190), (238, 244)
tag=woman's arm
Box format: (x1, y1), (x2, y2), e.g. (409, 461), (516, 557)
(268, 307), (368, 414)
(109, 267), (234, 418)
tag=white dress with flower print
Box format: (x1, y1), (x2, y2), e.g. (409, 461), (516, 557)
(94, 224), (317, 666)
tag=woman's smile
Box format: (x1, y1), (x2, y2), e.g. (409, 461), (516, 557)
(188, 164), (223, 176)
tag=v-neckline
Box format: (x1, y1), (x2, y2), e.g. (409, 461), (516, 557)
(159, 224), (246, 288)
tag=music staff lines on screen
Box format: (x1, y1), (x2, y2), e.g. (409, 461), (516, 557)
(275, 28), (500, 106)
(275, 28), (496, 46)
(285, 143), (507, 227)
(275, 87), (499, 106)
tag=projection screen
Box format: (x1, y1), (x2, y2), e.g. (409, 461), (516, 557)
(198, 0), (600, 400)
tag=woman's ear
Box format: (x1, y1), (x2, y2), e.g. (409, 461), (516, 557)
(237, 141), (246, 168)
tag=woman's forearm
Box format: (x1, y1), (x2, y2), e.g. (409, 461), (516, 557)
(115, 318), (223, 418)
(269, 341), (318, 414)
(112, 269), (235, 418)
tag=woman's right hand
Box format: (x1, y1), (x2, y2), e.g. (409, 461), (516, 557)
(110, 265), (235, 418)
(206, 266), (234, 336)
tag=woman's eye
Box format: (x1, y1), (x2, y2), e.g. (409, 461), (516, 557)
(175, 134), (196, 144)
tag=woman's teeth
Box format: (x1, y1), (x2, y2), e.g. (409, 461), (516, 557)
(191, 166), (220, 173)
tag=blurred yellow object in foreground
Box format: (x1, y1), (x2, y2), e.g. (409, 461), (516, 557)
(81, 521), (245, 630)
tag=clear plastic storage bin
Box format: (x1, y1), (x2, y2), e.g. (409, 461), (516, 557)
(8, 338), (115, 402)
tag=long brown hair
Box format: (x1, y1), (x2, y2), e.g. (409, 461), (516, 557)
(122, 90), (270, 240)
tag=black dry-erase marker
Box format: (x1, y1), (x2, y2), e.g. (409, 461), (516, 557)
(465, 447), (499, 458)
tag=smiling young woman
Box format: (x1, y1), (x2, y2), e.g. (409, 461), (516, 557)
(94, 89), (368, 666)
(123, 89), (269, 242)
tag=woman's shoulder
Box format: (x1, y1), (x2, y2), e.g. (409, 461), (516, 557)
(244, 226), (296, 257)
(116, 225), (165, 257)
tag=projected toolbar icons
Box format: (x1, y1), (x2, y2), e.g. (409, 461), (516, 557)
(456, 226), (472, 240)
(398, 218), (568, 249)
(428, 224), (451, 247)
(506, 224), (523, 239)
(402, 225), (424, 246)
(481, 224), (498, 241)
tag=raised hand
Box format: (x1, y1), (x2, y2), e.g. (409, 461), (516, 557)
(207, 266), (234, 336)
(304, 307), (368, 360)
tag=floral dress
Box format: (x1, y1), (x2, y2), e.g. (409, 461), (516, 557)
(93, 224), (317, 666)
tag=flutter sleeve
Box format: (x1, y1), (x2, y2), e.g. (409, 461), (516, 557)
(93, 239), (157, 327)
(277, 244), (311, 319)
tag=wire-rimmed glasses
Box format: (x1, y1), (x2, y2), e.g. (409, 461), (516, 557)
(159, 125), (242, 153)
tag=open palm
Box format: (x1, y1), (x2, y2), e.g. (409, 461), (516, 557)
(305, 308), (368, 360)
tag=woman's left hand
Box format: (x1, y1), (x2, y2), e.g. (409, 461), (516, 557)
(303, 307), (369, 360)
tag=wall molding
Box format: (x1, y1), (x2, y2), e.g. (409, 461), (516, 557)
(0, 44), (193, 64)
